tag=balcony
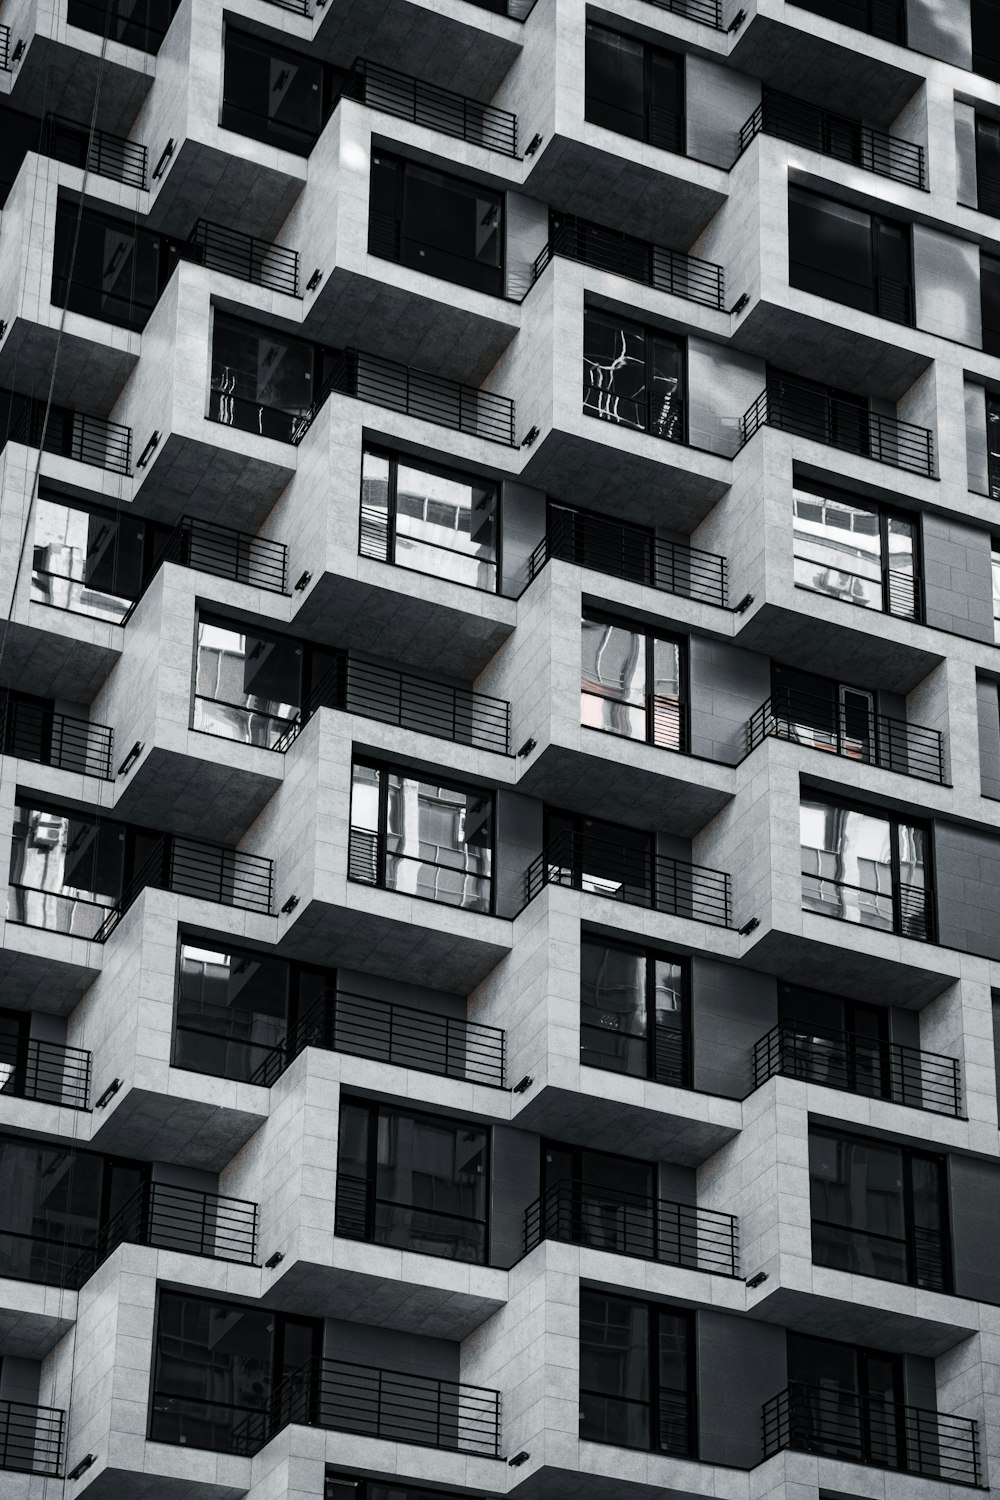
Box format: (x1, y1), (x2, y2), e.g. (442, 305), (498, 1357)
(753, 1021), (961, 1117)
(762, 1383), (980, 1487)
(641, 0), (722, 24)
(533, 215), (725, 311)
(523, 831), (732, 928)
(522, 1181), (739, 1275)
(529, 502), (729, 608)
(0, 1182), (257, 1289)
(342, 59), (518, 159)
(231, 987), (505, 1089)
(0, 1399), (64, 1477)
(184, 220), (300, 297)
(1, 392), (132, 475)
(121, 517), (289, 626)
(1, 694), (114, 779)
(230, 1357), (501, 1458)
(802, 872), (933, 944)
(40, 113), (148, 189)
(0, 25), (9, 70)
(0, 1032), (91, 1109)
(745, 690), (945, 784)
(739, 90), (925, 190)
(741, 383), (934, 479)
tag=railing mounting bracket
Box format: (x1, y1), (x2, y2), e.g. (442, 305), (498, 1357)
(95, 1079), (122, 1109)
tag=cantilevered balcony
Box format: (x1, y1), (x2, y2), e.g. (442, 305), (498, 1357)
(0, 1399), (64, 1477)
(739, 89), (925, 189)
(741, 381), (934, 478)
(523, 831), (732, 928)
(0, 1032), (91, 1109)
(120, 517), (289, 626)
(230, 1358), (501, 1458)
(745, 689), (945, 784)
(522, 1181), (739, 1275)
(532, 214), (725, 311)
(752, 1021), (962, 1117)
(1, 692), (113, 779)
(0, 111), (148, 195)
(762, 1383), (980, 1487)
(0, 391), (131, 475)
(342, 58), (518, 158)
(528, 502), (729, 608)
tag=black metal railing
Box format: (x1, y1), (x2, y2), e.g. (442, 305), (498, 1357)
(739, 89), (925, 189)
(343, 58), (517, 158)
(95, 836), (273, 941)
(64, 1181), (257, 1287)
(745, 690), (945, 783)
(41, 112), (148, 188)
(639, 0), (721, 24)
(274, 656), (510, 755)
(763, 1383), (980, 1486)
(802, 873), (933, 943)
(249, 988), (505, 1088)
(0, 1034), (91, 1109)
(790, 0), (905, 42)
(293, 350), (515, 447)
(230, 1357), (501, 1458)
(523, 830), (732, 928)
(752, 1021), (961, 1116)
(583, 378), (686, 446)
(523, 1180), (738, 1274)
(1, 694), (113, 778)
(979, 172), (1000, 219)
(185, 219), (299, 296)
(533, 215), (724, 310)
(529, 503), (728, 607)
(4, 394), (132, 474)
(813, 1215), (950, 1293)
(120, 518), (288, 625)
(0, 25), (9, 70)
(582, 688), (687, 753)
(741, 384), (934, 478)
(0, 1400), (64, 1477)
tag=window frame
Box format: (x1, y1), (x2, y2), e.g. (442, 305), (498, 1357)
(579, 930), (691, 1088)
(788, 186), (914, 326)
(579, 1288), (695, 1456)
(583, 22), (686, 154)
(791, 476), (922, 622)
(580, 607), (688, 753)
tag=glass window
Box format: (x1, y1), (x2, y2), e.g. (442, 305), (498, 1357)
(584, 25), (684, 153)
(359, 448), (498, 590)
(785, 0), (904, 42)
(581, 936), (689, 1086)
(7, 804), (125, 937)
(31, 496), (148, 621)
(541, 1142), (654, 1255)
(800, 795), (930, 939)
(66, 0), (180, 52)
(973, 0), (1000, 84)
(337, 1100), (488, 1262)
(173, 941), (290, 1082)
(192, 616), (302, 748)
(976, 116), (1000, 217)
(789, 188), (912, 325)
(209, 313), (329, 442)
(349, 762), (493, 912)
(992, 543), (1000, 643)
(579, 1290), (691, 1454)
(369, 154), (504, 296)
(580, 612), (684, 750)
(583, 309), (685, 441)
(150, 1291), (319, 1452)
(990, 395), (1000, 502)
(786, 1332), (904, 1467)
(51, 204), (177, 330)
(221, 30), (341, 154)
(983, 253), (1000, 358)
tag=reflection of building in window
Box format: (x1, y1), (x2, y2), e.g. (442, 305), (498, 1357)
(360, 449), (498, 590)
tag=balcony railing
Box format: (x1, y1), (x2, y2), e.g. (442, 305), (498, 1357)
(741, 383), (934, 478)
(293, 349), (515, 447)
(342, 58), (518, 158)
(185, 219), (300, 296)
(0, 1400), (64, 1477)
(533, 215), (725, 310)
(790, 0), (905, 43)
(739, 89), (926, 189)
(273, 655), (510, 755)
(523, 1180), (739, 1274)
(0, 1033), (91, 1109)
(248, 988), (505, 1088)
(120, 517), (288, 625)
(1, 695), (114, 778)
(0, 25), (9, 69)
(40, 112), (148, 188)
(94, 835), (273, 941)
(745, 690), (945, 783)
(584, 377), (686, 446)
(752, 1021), (962, 1116)
(640, 0), (721, 25)
(762, 1383), (980, 1486)
(802, 873), (933, 943)
(979, 172), (1000, 219)
(523, 830), (732, 928)
(65, 1181), (257, 1286)
(529, 503), (728, 607)
(4, 393), (132, 474)
(231, 1357), (501, 1458)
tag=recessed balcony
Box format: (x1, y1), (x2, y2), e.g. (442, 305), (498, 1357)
(0, 1030), (91, 1110)
(738, 88), (926, 191)
(740, 380), (935, 480)
(0, 1399), (64, 1478)
(745, 688), (946, 785)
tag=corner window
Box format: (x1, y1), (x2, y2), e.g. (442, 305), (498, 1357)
(786, 0), (904, 43)
(360, 448), (498, 590)
(583, 308), (685, 442)
(369, 153), (505, 296)
(221, 29), (343, 154)
(581, 610), (685, 750)
(785, 1333), (905, 1468)
(789, 187), (913, 325)
(799, 794), (932, 941)
(580, 934), (689, 1086)
(990, 394), (1000, 501)
(209, 313), (333, 443)
(792, 479), (919, 620)
(174, 940), (291, 1082)
(192, 615), (304, 748)
(30, 496), (169, 622)
(66, 0), (180, 52)
(579, 1290), (693, 1454)
(585, 24), (684, 153)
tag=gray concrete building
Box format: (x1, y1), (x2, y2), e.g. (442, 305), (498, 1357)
(4, 0), (1000, 1497)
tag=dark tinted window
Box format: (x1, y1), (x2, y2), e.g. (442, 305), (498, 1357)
(221, 30), (343, 154)
(789, 188), (912, 324)
(579, 1290), (692, 1454)
(51, 204), (178, 330)
(369, 153), (504, 296)
(973, 0), (1000, 83)
(585, 24), (684, 153)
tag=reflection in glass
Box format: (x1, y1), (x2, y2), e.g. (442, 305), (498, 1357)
(990, 395), (1000, 502)
(210, 313), (327, 441)
(792, 482), (917, 618)
(52, 205), (178, 330)
(799, 796), (927, 936)
(580, 613), (683, 749)
(221, 29), (340, 153)
(579, 1290), (690, 1454)
(993, 544), (1000, 643)
(193, 617), (301, 748)
(31, 497), (144, 622)
(580, 937), (688, 1086)
(583, 309), (684, 441)
(174, 941), (289, 1081)
(7, 804), (123, 936)
(359, 449), (498, 590)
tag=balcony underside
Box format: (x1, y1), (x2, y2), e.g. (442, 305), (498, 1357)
(521, 428), (729, 533)
(750, 1279), (978, 1359)
(134, 430), (294, 533)
(115, 743), (281, 845)
(0, 318), (137, 412)
(0, 931), (101, 1013)
(0, 1280), (77, 1358)
(146, 138), (303, 244)
(514, 1081), (741, 1167)
(0, 616), (121, 701)
(90, 1081), (268, 1171)
(735, 599), (942, 697)
(9, 33), (153, 138)
(62, 1458), (248, 1500)
(746, 921), (956, 1008)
